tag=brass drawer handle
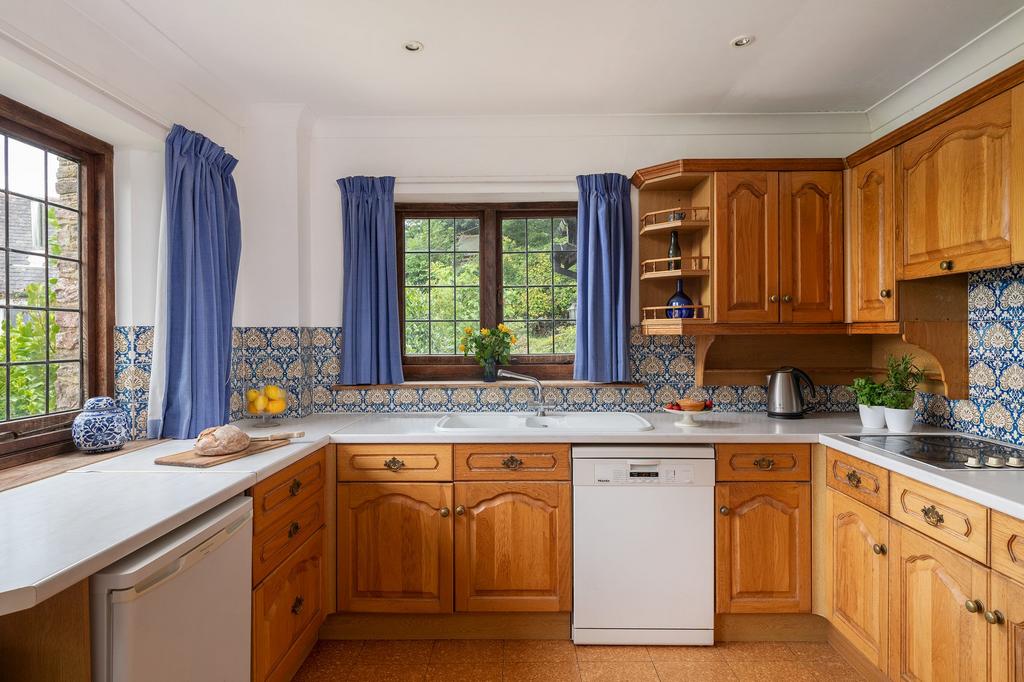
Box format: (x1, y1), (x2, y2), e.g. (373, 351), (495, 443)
(384, 457), (405, 471)
(753, 456), (775, 471)
(921, 504), (944, 527)
(965, 599), (983, 614)
(846, 470), (862, 488)
(287, 521), (301, 538)
(288, 479), (302, 497)
(502, 455), (524, 470)
(439, 507), (450, 518)
(985, 610), (1005, 625)
(939, 260), (954, 271)
(872, 543), (887, 556)
(879, 288), (892, 299)
(291, 596), (305, 615)
(455, 505), (466, 516)
(719, 506), (730, 516)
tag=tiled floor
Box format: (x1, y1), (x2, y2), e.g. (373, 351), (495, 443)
(293, 639), (865, 681)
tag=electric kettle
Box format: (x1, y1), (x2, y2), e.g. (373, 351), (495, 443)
(766, 367), (816, 419)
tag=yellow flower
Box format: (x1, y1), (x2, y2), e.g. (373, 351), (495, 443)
(480, 328), (490, 336)
(497, 323), (508, 333)
(463, 326), (473, 335)
(458, 344), (466, 352)
(510, 335), (518, 345)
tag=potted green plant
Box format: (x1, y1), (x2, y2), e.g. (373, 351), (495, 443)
(881, 354), (924, 432)
(850, 377), (886, 428)
(460, 324), (517, 382)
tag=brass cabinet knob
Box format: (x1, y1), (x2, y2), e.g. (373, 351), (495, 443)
(782, 294), (793, 303)
(753, 456), (775, 471)
(965, 599), (984, 614)
(439, 507), (450, 518)
(769, 295), (780, 303)
(880, 288), (892, 299)
(455, 505), (466, 516)
(872, 543), (887, 556)
(985, 610), (1005, 625)
(939, 260), (954, 271)
(846, 470), (862, 488)
(719, 506), (731, 516)
(291, 596), (305, 615)
(288, 521), (301, 538)
(921, 504), (944, 527)
(289, 479), (302, 496)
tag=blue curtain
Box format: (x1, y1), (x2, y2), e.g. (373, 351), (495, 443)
(574, 173), (632, 382)
(155, 124), (241, 438)
(338, 176), (404, 384)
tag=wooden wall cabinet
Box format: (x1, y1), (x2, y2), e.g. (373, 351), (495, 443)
(826, 489), (889, 670)
(714, 170), (843, 324)
(337, 482), (453, 613)
(899, 91), (1016, 279)
(848, 149), (898, 322)
(715, 481), (811, 613)
(454, 481), (571, 612)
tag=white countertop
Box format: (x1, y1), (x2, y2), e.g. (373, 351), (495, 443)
(3, 409), (1023, 618)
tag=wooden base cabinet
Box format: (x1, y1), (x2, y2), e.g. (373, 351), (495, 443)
(337, 482), (453, 613)
(454, 481), (571, 613)
(990, 572), (1024, 682)
(888, 523), (990, 682)
(827, 489), (890, 670)
(715, 481), (811, 613)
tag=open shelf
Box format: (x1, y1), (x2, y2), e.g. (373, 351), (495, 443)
(640, 256), (711, 280)
(639, 206), (711, 236)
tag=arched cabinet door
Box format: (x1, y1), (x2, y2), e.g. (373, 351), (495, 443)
(714, 481), (811, 613)
(714, 171), (780, 322)
(337, 482), (453, 613)
(849, 150), (897, 322)
(900, 91), (1015, 279)
(778, 170), (844, 323)
(454, 481), (571, 612)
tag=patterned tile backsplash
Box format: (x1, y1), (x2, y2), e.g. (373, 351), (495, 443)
(111, 262), (1024, 443)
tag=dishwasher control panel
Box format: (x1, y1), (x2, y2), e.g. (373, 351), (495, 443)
(576, 459), (715, 486)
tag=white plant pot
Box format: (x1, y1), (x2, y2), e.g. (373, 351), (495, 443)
(858, 404), (887, 429)
(884, 407), (916, 432)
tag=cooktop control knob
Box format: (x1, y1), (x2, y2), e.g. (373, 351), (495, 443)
(964, 454), (985, 468)
(985, 456), (1005, 468)
(1006, 455), (1024, 468)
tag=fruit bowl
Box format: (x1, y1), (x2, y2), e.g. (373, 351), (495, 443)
(246, 385), (288, 428)
(663, 399), (713, 427)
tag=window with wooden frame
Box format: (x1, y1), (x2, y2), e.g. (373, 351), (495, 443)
(397, 202), (577, 380)
(0, 96), (115, 468)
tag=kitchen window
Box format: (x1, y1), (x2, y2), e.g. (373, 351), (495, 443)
(0, 96), (115, 467)
(397, 203), (577, 380)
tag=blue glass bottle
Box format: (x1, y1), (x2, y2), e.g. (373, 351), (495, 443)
(666, 279), (694, 319)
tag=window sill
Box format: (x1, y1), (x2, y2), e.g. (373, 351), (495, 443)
(331, 380), (643, 390)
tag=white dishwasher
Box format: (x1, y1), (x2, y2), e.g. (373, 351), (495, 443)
(91, 496), (253, 682)
(572, 445), (715, 645)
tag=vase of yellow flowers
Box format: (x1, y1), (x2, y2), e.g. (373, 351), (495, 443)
(460, 324), (517, 382)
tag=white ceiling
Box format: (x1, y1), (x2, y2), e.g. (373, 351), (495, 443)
(78, 0), (1024, 116)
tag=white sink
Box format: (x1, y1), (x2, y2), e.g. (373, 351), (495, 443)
(434, 412), (654, 433)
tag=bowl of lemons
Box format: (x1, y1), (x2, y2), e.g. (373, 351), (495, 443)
(246, 384), (288, 427)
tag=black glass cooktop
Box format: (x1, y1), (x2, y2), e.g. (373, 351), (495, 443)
(848, 434), (1024, 470)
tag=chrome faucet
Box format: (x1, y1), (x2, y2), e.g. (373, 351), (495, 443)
(497, 369), (553, 416)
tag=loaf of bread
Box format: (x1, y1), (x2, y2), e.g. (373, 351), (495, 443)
(194, 424), (251, 456)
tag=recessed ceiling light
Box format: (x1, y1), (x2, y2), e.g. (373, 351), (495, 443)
(731, 35), (755, 48)
(404, 41), (424, 52)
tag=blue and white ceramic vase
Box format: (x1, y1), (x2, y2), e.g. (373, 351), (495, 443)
(72, 397), (130, 453)
(666, 279), (694, 319)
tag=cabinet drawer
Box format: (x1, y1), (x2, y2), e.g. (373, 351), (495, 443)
(825, 448), (889, 513)
(991, 511), (1024, 586)
(252, 528), (324, 682)
(337, 444), (453, 482)
(252, 449), (326, 535)
(252, 495), (325, 586)
(889, 472), (989, 563)
(454, 444), (570, 481)
(715, 444), (810, 481)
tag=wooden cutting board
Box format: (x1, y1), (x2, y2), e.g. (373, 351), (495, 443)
(154, 439), (290, 468)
